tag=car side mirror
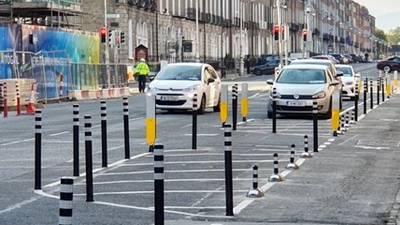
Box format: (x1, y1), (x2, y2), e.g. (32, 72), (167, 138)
(207, 78), (215, 84)
(267, 79), (274, 85)
(149, 76), (155, 82)
(355, 73), (361, 78)
(336, 71), (344, 77)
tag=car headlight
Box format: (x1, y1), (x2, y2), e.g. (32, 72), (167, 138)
(269, 90), (281, 99)
(183, 85), (200, 93)
(312, 91), (326, 99)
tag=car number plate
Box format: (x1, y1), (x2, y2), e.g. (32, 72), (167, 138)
(159, 96), (179, 101)
(286, 101), (305, 107)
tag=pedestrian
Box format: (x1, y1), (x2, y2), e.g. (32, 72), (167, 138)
(365, 53), (369, 62)
(135, 58), (150, 93)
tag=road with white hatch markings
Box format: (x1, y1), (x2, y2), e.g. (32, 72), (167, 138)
(0, 63), (399, 225)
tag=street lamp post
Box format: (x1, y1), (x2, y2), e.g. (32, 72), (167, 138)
(239, 0), (244, 76)
(104, 0), (111, 88)
(195, 0), (200, 62)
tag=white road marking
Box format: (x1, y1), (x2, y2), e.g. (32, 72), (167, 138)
(0, 195), (41, 215)
(44, 152), (149, 188)
(1, 138), (34, 146)
(77, 178), (265, 186)
(75, 190), (248, 196)
(122, 159), (286, 167)
(145, 153), (286, 158)
(49, 131), (69, 137)
(99, 168), (275, 176)
(355, 145), (391, 150)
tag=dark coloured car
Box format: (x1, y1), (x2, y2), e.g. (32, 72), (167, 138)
(377, 56), (400, 72)
(252, 59), (280, 75)
(350, 54), (362, 63)
(330, 54), (348, 64)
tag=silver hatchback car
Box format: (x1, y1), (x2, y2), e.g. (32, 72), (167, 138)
(267, 64), (342, 118)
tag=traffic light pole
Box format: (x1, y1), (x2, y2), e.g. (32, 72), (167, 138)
(104, 0), (111, 88)
(276, 0), (283, 67)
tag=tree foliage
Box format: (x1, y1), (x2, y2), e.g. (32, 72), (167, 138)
(387, 27), (400, 45)
(374, 28), (388, 42)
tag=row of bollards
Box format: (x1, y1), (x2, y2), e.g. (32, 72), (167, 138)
(34, 96), (135, 191)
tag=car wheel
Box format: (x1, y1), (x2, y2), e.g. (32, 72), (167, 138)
(198, 95), (206, 114)
(384, 66), (391, 73)
(213, 96), (221, 112)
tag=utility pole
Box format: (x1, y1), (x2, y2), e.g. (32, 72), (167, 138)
(104, 0), (111, 88)
(276, 0), (283, 67)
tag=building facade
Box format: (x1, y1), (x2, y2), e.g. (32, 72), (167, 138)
(0, 0), (386, 64)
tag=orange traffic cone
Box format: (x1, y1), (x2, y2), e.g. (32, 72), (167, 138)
(25, 82), (36, 115)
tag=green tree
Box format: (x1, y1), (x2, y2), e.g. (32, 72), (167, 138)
(387, 27), (400, 45)
(374, 28), (388, 42)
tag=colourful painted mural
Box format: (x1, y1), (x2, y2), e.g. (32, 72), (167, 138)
(0, 24), (100, 99)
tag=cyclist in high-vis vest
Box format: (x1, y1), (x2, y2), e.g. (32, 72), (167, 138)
(135, 58), (150, 93)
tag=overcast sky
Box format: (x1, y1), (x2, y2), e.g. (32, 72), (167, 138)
(354, 0), (400, 31)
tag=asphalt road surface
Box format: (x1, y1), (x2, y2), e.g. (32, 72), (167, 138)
(1, 63), (398, 225)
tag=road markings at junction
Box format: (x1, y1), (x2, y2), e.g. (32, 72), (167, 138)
(98, 168), (280, 176)
(74, 190), (249, 196)
(121, 159), (288, 167)
(1, 138), (34, 146)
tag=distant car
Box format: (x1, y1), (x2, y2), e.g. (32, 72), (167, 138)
(343, 54), (353, 64)
(252, 59), (280, 76)
(330, 54), (349, 64)
(350, 54), (362, 63)
(377, 56), (400, 73)
(266, 64), (342, 118)
(312, 55), (339, 64)
(335, 65), (360, 100)
(290, 59), (343, 83)
(147, 63), (221, 113)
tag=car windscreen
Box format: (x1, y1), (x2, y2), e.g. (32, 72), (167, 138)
(156, 65), (202, 81)
(336, 67), (353, 77)
(276, 69), (326, 84)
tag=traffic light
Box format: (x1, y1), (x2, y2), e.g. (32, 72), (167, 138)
(100, 27), (107, 43)
(273, 25), (280, 41)
(108, 30), (114, 46)
(120, 32), (125, 45)
(303, 30), (308, 42)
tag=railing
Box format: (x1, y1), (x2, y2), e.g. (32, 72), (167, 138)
(12, 0), (81, 6)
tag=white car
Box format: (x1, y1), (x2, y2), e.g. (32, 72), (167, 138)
(147, 63), (221, 113)
(335, 65), (360, 100)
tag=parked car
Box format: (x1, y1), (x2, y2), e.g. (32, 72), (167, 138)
(312, 55), (339, 64)
(335, 65), (360, 100)
(266, 64), (342, 118)
(350, 54), (362, 63)
(330, 54), (349, 64)
(147, 63), (221, 114)
(377, 56), (400, 73)
(343, 54), (354, 63)
(252, 59), (280, 75)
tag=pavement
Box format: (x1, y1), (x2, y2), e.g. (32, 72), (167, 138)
(0, 63), (399, 225)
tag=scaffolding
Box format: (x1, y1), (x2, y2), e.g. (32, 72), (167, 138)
(0, 0), (83, 28)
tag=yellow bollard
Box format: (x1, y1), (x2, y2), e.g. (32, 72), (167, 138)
(240, 83), (249, 122)
(146, 93), (156, 146)
(331, 89), (340, 136)
(220, 85), (229, 124)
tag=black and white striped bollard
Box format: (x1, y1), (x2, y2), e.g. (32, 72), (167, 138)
(269, 153), (282, 182)
(344, 111), (350, 129)
(363, 78), (367, 114)
(246, 165), (263, 198)
(84, 115), (94, 202)
(3, 81), (7, 118)
(59, 177), (73, 225)
(72, 104), (79, 177)
(312, 101), (318, 153)
(16, 81), (21, 116)
(370, 80), (373, 109)
(272, 87), (277, 133)
(301, 135), (312, 158)
(123, 97), (130, 159)
(286, 144), (299, 169)
(154, 144), (164, 225)
(224, 124), (234, 216)
(34, 109), (42, 190)
(354, 83), (359, 122)
(382, 75), (385, 102)
(350, 109), (356, 124)
(100, 101), (108, 167)
(192, 94), (198, 150)
(232, 84), (238, 131)
(377, 78), (380, 105)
